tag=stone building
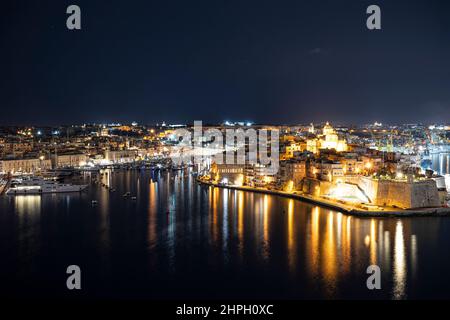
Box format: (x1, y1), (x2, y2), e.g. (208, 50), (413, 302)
(358, 176), (440, 209)
(210, 163), (245, 185)
(51, 153), (88, 168)
(0, 158), (52, 174)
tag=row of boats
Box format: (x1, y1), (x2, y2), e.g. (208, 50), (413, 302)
(1, 161), (192, 196)
(35, 162), (189, 176)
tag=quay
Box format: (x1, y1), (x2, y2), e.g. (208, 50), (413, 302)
(197, 178), (450, 217)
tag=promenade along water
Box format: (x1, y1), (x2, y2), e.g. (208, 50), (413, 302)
(0, 169), (450, 299)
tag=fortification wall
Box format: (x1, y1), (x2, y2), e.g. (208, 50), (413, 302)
(358, 177), (440, 209)
(302, 176), (440, 209)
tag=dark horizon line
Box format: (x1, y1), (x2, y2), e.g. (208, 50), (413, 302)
(0, 121), (447, 128)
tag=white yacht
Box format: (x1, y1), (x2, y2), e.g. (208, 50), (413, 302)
(6, 177), (88, 195)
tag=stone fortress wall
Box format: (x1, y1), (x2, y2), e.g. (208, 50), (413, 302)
(302, 176), (441, 209)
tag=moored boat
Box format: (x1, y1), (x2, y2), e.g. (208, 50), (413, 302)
(5, 177), (88, 195)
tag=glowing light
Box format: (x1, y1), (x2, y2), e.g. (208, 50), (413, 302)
(234, 174), (244, 187)
(263, 176), (272, 184)
(393, 221), (406, 299)
(287, 199), (295, 271)
(285, 180), (294, 192)
(364, 235), (370, 247)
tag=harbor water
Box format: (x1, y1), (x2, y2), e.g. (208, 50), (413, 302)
(1, 169), (450, 299)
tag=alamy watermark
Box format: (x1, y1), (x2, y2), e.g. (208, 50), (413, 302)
(367, 5), (381, 30)
(169, 121), (280, 175)
(366, 265), (381, 290)
(66, 265), (81, 290)
(65, 4), (381, 32)
(66, 5), (81, 30)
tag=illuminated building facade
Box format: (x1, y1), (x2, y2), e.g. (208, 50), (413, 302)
(306, 122), (348, 154)
(210, 163), (245, 186)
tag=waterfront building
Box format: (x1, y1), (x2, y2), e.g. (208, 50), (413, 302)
(279, 160), (307, 189)
(210, 163), (245, 185)
(358, 176), (441, 209)
(51, 153), (88, 168)
(104, 149), (138, 163)
(0, 158), (52, 174)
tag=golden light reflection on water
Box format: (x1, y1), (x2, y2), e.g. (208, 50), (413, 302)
(14, 195), (41, 216)
(307, 206), (320, 278)
(13, 195), (42, 271)
(263, 195), (269, 257)
(99, 171), (111, 248)
(148, 181), (158, 248)
(393, 220), (406, 299)
(321, 211), (337, 296)
(287, 199), (295, 272)
(200, 186), (417, 299)
(370, 219), (377, 265)
(342, 215), (351, 274)
(210, 187), (219, 244)
(237, 191), (244, 255)
(253, 194), (271, 261)
(301, 205), (415, 299)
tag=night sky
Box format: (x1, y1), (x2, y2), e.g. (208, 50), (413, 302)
(1, 0), (450, 125)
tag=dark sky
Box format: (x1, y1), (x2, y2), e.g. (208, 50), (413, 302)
(1, 0), (450, 125)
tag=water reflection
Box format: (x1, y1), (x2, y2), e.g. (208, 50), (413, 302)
(300, 206), (415, 299)
(202, 187), (419, 285)
(148, 180), (158, 249)
(287, 199), (295, 273)
(180, 179), (420, 298)
(222, 189), (229, 261)
(307, 207), (320, 279)
(14, 195), (41, 216)
(262, 195), (270, 261)
(393, 220), (406, 299)
(0, 171), (427, 299)
(237, 191), (244, 256)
